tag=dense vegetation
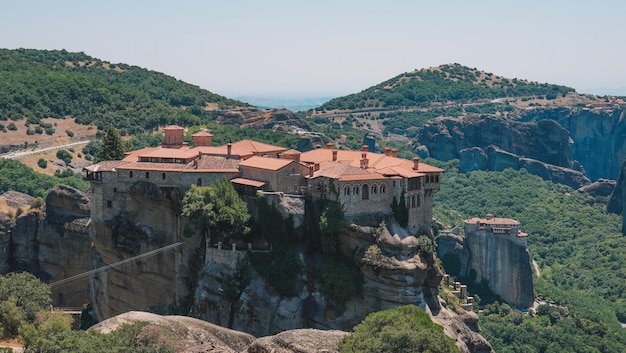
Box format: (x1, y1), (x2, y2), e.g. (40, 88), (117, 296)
(0, 272), (51, 339)
(0, 48), (247, 134)
(432, 161), (626, 352)
(0, 159), (88, 198)
(319, 64), (573, 111)
(338, 305), (459, 353)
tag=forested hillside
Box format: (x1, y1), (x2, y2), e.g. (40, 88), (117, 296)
(318, 64), (574, 111)
(0, 48), (248, 134)
(432, 161), (626, 352)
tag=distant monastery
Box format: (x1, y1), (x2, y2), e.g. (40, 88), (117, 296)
(85, 125), (443, 231)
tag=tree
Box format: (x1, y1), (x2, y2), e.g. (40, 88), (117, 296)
(0, 272), (51, 338)
(339, 305), (460, 353)
(96, 127), (126, 162)
(182, 180), (250, 240)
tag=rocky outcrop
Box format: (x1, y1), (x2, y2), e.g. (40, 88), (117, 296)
(438, 228), (534, 308)
(0, 185), (93, 307)
(90, 311), (256, 353)
(418, 115), (578, 170)
(432, 302), (494, 353)
(216, 108), (310, 131)
(578, 179), (616, 198)
(89, 181), (204, 320)
(459, 145), (591, 189)
(245, 329), (348, 353)
(522, 107), (626, 181)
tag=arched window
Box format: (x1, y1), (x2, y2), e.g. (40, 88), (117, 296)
(344, 187), (350, 196)
(372, 185), (377, 194)
(362, 184), (369, 200)
(354, 187), (359, 195)
(145, 171), (149, 179)
(381, 185), (386, 193)
(417, 194), (421, 207)
(412, 195), (416, 208)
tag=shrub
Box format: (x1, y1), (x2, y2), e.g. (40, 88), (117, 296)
(7, 122), (16, 131)
(37, 158), (47, 169)
(55, 149), (72, 164)
(65, 129), (74, 137)
(318, 255), (362, 306)
(339, 305), (460, 353)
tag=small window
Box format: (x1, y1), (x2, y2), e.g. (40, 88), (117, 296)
(107, 200), (112, 208)
(129, 171), (133, 178)
(113, 187), (117, 193)
(162, 172), (166, 180)
(344, 187), (350, 196)
(392, 180), (396, 187)
(197, 178), (202, 186)
(381, 185), (386, 193)
(145, 172), (150, 179)
(354, 187), (359, 195)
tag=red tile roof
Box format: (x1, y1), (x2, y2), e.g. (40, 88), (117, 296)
(230, 178), (266, 187)
(238, 156), (296, 171)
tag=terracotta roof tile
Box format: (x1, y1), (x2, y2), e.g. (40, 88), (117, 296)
(230, 178), (266, 187)
(239, 156), (295, 171)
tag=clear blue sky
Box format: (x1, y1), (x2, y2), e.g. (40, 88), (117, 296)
(1, 0), (625, 98)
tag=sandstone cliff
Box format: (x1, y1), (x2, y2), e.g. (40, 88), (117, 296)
(0, 185), (93, 307)
(437, 229), (534, 308)
(521, 107), (626, 181)
(89, 181), (204, 320)
(417, 108), (626, 183)
(459, 145), (590, 189)
(193, 201), (492, 353)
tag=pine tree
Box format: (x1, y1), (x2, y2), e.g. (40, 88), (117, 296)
(96, 127), (126, 162)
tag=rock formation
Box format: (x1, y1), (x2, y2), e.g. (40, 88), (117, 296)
(89, 181), (204, 320)
(438, 218), (534, 308)
(459, 145), (591, 189)
(418, 108), (626, 183)
(418, 115), (578, 170)
(522, 107), (626, 181)
(0, 185), (93, 307)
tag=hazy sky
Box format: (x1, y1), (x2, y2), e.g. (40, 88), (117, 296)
(1, 0), (625, 98)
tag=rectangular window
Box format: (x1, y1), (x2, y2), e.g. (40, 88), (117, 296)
(113, 187), (117, 193)
(130, 171), (133, 178)
(107, 200), (112, 208)
(162, 172), (166, 180)
(146, 172), (150, 179)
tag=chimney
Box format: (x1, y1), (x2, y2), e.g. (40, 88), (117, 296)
(362, 145), (369, 152)
(326, 143), (333, 149)
(412, 157), (420, 170)
(309, 165), (314, 177)
(392, 148), (397, 158)
(314, 162), (320, 171)
(486, 214), (494, 220)
(384, 147), (391, 156)
(227, 143), (232, 156)
(360, 152), (369, 169)
(332, 150), (338, 161)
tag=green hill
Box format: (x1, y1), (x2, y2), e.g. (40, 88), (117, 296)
(0, 48), (249, 134)
(318, 63), (574, 111)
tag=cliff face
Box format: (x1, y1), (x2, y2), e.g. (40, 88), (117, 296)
(418, 115), (577, 170)
(418, 108), (626, 183)
(0, 185), (93, 307)
(523, 108), (626, 181)
(459, 145), (591, 189)
(438, 229), (534, 308)
(193, 204), (493, 353)
(89, 181), (203, 320)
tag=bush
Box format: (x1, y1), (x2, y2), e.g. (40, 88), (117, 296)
(65, 129), (74, 137)
(7, 122), (16, 131)
(339, 305), (460, 353)
(37, 158), (47, 169)
(55, 149), (72, 164)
